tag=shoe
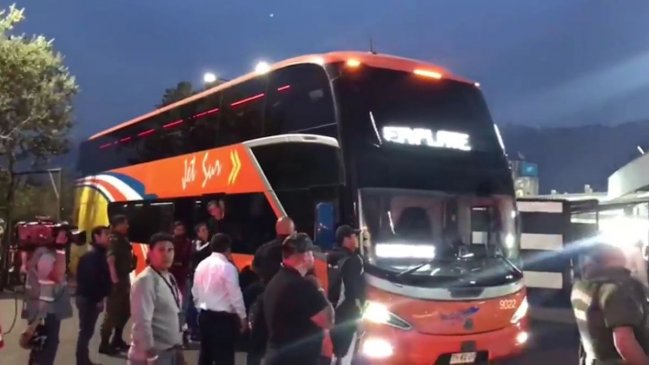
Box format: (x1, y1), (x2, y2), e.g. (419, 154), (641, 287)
(111, 338), (130, 351)
(98, 343), (118, 356)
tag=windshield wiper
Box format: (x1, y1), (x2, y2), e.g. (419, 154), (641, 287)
(396, 258), (439, 277)
(492, 252), (523, 275)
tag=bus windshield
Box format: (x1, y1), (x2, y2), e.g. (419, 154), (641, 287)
(360, 188), (521, 287)
(338, 66), (503, 157)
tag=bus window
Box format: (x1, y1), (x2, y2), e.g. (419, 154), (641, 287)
(108, 201), (175, 243)
(213, 193), (276, 254)
(220, 77), (267, 146)
(251, 143), (344, 191)
(185, 93), (222, 153)
(265, 64), (336, 137)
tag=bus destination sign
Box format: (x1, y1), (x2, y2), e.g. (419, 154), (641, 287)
(382, 126), (472, 151)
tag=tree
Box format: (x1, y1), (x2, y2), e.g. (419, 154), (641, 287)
(157, 81), (195, 107)
(0, 4), (78, 285)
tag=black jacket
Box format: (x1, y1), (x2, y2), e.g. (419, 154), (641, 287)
(76, 245), (111, 303)
(252, 236), (288, 285)
(327, 247), (365, 310)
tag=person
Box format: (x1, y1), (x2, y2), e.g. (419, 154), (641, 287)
(206, 200), (230, 238)
(247, 216), (296, 365)
(252, 217), (296, 286)
(128, 233), (184, 365)
(170, 221), (192, 296)
(193, 233), (247, 365)
(571, 243), (649, 365)
(100, 215), (135, 354)
(186, 222), (211, 342)
(75, 226), (112, 365)
(328, 225), (365, 365)
(22, 229), (73, 365)
(263, 233), (334, 365)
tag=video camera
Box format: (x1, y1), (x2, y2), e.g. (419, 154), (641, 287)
(15, 216), (86, 251)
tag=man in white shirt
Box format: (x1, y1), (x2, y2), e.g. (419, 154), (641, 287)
(193, 233), (246, 365)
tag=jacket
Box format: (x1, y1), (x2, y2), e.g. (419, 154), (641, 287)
(76, 244), (111, 303)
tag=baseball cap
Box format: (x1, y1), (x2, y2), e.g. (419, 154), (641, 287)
(335, 225), (361, 244)
(282, 232), (316, 258)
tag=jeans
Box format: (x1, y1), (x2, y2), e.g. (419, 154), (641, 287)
(29, 313), (61, 365)
(185, 292), (199, 336)
(76, 296), (101, 365)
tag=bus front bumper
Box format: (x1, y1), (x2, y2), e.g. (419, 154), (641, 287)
(356, 321), (529, 365)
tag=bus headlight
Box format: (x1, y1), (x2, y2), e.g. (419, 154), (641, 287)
(363, 301), (412, 330)
(361, 337), (394, 359)
(510, 297), (529, 324)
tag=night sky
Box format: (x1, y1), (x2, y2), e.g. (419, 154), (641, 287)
(12, 0), (649, 138)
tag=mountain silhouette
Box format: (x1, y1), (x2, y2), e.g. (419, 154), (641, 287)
(500, 120), (649, 194)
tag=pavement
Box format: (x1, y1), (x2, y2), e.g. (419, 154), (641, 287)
(0, 290), (580, 365)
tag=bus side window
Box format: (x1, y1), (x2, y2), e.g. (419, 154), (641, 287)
(220, 77), (267, 146)
(107, 201), (174, 243)
(265, 64), (336, 137)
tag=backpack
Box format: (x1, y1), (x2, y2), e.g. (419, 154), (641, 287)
(327, 254), (351, 307)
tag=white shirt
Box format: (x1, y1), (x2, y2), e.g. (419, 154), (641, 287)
(192, 252), (246, 319)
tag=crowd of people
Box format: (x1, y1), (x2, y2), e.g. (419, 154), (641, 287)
(17, 192), (649, 365)
(19, 200), (366, 365)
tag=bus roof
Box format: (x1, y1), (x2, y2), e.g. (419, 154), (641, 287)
(89, 51), (474, 140)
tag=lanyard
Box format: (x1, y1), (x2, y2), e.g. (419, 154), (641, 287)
(151, 268), (180, 310)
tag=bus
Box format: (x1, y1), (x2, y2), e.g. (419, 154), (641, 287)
(74, 51), (528, 364)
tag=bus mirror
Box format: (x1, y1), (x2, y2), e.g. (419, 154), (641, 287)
(315, 202), (335, 251)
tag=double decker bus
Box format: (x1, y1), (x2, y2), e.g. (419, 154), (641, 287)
(74, 51), (528, 364)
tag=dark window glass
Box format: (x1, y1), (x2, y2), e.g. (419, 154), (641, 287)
(195, 193), (276, 254)
(251, 143), (344, 191)
(219, 78), (267, 146)
(185, 94), (222, 152)
(108, 202), (175, 243)
(77, 64), (336, 176)
(266, 64), (336, 136)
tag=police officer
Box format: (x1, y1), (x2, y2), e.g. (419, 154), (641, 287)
(99, 215), (135, 354)
(571, 243), (649, 365)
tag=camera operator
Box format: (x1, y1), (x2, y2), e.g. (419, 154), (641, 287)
(21, 228), (73, 365)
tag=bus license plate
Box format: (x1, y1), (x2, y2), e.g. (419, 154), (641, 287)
(449, 352), (477, 364)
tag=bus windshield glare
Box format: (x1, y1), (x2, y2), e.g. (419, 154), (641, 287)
(360, 188), (521, 287)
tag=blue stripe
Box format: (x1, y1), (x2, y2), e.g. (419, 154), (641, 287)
(75, 183), (114, 203)
(103, 172), (158, 200)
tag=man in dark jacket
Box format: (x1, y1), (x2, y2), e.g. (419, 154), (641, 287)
(75, 226), (112, 365)
(247, 217), (295, 365)
(328, 225), (365, 365)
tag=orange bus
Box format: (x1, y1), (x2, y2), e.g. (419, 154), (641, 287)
(74, 51), (528, 364)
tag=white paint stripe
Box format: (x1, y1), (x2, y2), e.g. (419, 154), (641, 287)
(517, 201), (564, 213)
(523, 271), (563, 289)
(521, 233), (563, 251)
(94, 174), (143, 201)
(78, 180), (115, 202)
(242, 133), (340, 148)
(241, 146), (287, 217)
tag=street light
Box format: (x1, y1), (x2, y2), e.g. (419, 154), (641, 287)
(255, 61), (271, 74)
(203, 72), (217, 84)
